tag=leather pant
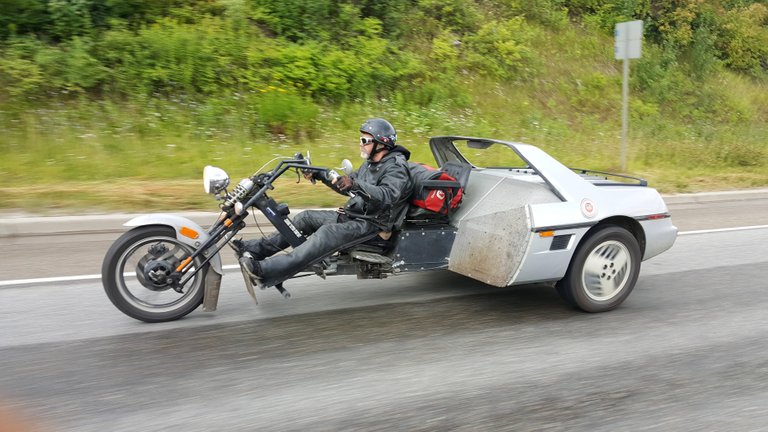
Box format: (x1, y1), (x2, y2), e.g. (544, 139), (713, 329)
(242, 210), (377, 285)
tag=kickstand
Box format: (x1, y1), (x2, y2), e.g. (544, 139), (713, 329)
(275, 283), (291, 299)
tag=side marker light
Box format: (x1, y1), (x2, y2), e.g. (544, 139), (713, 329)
(180, 226), (199, 239)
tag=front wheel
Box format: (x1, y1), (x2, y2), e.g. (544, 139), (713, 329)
(102, 226), (206, 322)
(556, 225), (641, 312)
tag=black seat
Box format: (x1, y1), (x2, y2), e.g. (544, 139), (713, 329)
(440, 161), (472, 190)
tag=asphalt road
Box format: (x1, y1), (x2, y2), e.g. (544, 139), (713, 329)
(0, 196), (767, 431)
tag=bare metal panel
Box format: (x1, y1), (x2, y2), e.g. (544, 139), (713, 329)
(448, 172), (559, 286)
(449, 207), (529, 286)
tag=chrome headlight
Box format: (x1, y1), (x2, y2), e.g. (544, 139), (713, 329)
(203, 165), (230, 194)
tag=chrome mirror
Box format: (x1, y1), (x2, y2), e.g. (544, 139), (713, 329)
(341, 159), (353, 175)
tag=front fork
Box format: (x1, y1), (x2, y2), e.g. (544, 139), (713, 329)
(169, 193), (308, 308)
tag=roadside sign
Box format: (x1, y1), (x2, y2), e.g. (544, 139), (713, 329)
(615, 20), (643, 59)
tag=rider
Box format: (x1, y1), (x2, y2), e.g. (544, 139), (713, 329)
(237, 118), (413, 286)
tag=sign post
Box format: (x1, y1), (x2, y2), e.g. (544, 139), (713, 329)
(615, 20), (643, 172)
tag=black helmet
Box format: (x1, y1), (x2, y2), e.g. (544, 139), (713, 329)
(360, 118), (397, 149)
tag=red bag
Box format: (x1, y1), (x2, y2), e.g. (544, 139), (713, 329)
(408, 163), (464, 215)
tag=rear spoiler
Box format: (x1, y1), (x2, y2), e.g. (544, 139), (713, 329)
(570, 168), (648, 186)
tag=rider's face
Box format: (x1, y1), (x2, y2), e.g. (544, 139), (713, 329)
(360, 133), (375, 160)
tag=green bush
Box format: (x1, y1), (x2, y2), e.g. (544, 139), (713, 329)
(0, 0), (49, 40)
(633, 43), (694, 106)
(47, 0), (94, 40)
(715, 4), (768, 76)
(417, 0), (482, 34)
(0, 38), (45, 98)
(463, 18), (537, 79)
(36, 36), (107, 92)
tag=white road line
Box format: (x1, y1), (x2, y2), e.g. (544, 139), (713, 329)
(677, 225), (768, 236)
(2, 225), (767, 287)
(0, 274), (103, 286)
(0, 265), (241, 287)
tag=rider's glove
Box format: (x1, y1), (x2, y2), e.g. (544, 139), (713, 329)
(333, 175), (354, 192)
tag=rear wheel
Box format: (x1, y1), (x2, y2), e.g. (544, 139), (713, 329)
(102, 226), (206, 322)
(556, 225), (641, 312)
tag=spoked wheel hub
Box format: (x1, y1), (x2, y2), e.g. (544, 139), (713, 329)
(139, 259), (176, 291)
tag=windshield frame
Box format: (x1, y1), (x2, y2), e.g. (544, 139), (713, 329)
(429, 136), (565, 199)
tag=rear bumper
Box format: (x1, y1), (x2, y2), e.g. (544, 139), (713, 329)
(641, 218), (678, 260)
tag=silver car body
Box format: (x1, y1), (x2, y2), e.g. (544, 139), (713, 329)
(430, 137), (678, 287)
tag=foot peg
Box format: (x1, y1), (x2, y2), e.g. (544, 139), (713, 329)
(312, 259), (337, 279)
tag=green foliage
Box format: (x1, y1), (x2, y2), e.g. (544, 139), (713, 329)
(464, 18), (537, 79)
(687, 24), (720, 78)
(566, 72), (621, 115)
(0, 0), (49, 40)
(39, 37), (108, 92)
(47, 0), (94, 40)
(251, 0), (336, 42)
(2, 0), (766, 103)
(0, 3), (420, 108)
(715, 3), (768, 76)
(417, 0), (482, 34)
(568, 0), (650, 32)
(0, 0), (767, 204)
(255, 90), (320, 139)
(492, 0), (569, 27)
(0, 37), (45, 98)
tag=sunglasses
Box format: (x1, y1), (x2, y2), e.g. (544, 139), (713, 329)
(360, 137), (375, 145)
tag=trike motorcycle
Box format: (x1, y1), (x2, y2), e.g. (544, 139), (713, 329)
(103, 136), (678, 322)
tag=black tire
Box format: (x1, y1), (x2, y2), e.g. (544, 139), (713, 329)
(556, 225), (641, 313)
(102, 226), (206, 322)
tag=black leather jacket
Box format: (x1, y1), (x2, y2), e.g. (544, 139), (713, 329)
(327, 147), (413, 230)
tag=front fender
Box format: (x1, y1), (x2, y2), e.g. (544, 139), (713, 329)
(124, 214), (224, 276)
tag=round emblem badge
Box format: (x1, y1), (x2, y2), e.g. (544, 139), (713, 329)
(436, 190), (446, 200)
(581, 198), (597, 219)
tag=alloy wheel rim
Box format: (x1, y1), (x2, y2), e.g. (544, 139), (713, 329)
(581, 240), (631, 302)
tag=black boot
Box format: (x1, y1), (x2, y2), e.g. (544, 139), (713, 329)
(239, 253), (264, 287)
(229, 238), (247, 257)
